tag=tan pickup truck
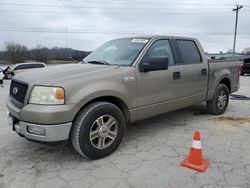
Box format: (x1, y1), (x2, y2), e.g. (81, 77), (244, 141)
(6, 36), (241, 159)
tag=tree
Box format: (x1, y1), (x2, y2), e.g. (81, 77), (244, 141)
(72, 50), (91, 61)
(5, 42), (28, 64)
(242, 47), (250, 55)
(31, 46), (49, 62)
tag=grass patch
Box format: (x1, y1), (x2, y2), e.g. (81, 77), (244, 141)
(0, 60), (8, 64)
(214, 116), (250, 127)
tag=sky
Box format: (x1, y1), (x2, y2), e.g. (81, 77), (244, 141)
(0, 0), (249, 53)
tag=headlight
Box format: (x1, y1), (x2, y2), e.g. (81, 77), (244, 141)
(29, 86), (65, 105)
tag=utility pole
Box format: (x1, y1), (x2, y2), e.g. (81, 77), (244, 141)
(65, 27), (69, 59)
(65, 27), (68, 49)
(232, 5), (243, 56)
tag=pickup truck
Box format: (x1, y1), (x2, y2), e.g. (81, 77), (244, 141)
(6, 36), (241, 159)
(241, 57), (250, 76)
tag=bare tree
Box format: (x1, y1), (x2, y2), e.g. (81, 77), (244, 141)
(5, 42), (28, 64)
(242, 47), (250, 55)
(31, 45), (49, 62)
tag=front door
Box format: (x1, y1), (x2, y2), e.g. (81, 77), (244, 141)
(136, 39), (183, 120)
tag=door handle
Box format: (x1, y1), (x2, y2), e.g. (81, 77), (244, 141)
(173, 71), (181, 80)
(201, 69), (207, 76)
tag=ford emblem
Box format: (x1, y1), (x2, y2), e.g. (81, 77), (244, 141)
(13, 87), (18, 95)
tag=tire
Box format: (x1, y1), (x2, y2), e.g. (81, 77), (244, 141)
(0, 80), (3, 84)
(240, 72), (244, 76)
(71, 101), (126, 159)
(206, 84), (229, 115)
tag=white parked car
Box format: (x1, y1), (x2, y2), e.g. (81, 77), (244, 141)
(0, 68), (4, 84)
(12, 62), (46, 75)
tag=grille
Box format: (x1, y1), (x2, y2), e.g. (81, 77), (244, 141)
(10, 80), (28, 104)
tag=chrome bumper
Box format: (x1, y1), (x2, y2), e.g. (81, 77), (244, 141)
(11, 119), (72, 142)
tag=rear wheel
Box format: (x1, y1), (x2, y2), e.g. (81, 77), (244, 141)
(71, 101), (126, 159)
(206, 84), (229, 115)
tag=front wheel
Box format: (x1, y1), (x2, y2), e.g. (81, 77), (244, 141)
(70, 102), (126, 159)
(206, 84), (229, 115)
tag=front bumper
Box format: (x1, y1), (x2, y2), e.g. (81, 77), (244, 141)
(6, 97), (79, 142)
(6, 97), (80, 124)
(8, 115), (72, 142)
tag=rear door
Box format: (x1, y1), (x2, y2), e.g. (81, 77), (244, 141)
(175, 39), (208, 101)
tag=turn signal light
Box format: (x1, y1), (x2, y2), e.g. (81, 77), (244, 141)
(56, 88), (65, 100)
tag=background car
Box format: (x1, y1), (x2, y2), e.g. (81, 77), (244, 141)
(2, 66), (14, 80)
(12, 62), (46, 75)
(0, 68), (4, 84)
(241, 58), (250, 76)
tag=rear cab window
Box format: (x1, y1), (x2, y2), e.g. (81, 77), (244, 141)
(176, 40), (202, 64)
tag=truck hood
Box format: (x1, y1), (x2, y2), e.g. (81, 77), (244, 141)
(14, 64), (119, 85)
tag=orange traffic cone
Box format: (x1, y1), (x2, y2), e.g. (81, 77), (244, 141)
(181, 131), (209, 172)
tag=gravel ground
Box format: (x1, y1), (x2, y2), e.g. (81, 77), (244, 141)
(0, 77), (250, 188)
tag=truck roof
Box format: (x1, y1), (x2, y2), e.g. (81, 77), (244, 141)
(133, 35), (198, 41)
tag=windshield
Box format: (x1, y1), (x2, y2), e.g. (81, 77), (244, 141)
(82, 38), (148, 66)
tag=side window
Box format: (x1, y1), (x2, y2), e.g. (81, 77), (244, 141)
(13, 65), (19, 70)
(142, 40), (175, 65)
(176, 40), (202, 64)
(32, 64), (44, 68)
(37, 64), (45, 68)
(15, 64), (27, 70)
(26, 64), (33, 69)
(29, 64), (36, 69)
(14, 65), (25, 70)
(14, 64), (44, 70)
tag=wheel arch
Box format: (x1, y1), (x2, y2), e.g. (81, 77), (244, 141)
(219, 77), (231, 93)
(73, 95), (131, 125)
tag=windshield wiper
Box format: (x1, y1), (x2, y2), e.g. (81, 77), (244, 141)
(87, 60), (110, 65)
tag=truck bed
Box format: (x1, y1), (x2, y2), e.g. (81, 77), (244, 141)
(206, 60), (241, 101)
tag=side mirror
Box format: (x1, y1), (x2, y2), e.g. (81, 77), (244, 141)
(140, 57), (169, 72)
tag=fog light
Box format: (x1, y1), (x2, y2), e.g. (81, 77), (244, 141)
(27, 126), (46, 136)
